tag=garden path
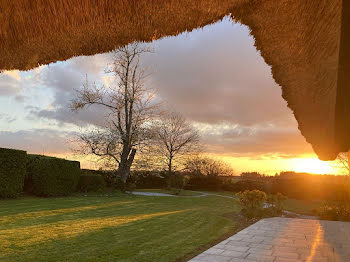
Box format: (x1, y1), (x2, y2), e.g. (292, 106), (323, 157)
(189, 217), (350, 262)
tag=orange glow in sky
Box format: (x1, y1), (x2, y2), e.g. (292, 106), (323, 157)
(40, 152), (345, 176)
(289, 158), (335, 174)
(214, 154), (342, 176)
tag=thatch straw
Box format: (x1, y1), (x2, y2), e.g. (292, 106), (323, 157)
(0, 0), (245, 70)
(335, 0), (350, 157)
(232, 0), (344, 160)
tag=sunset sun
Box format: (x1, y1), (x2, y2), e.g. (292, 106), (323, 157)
(290, 158), (335, 174)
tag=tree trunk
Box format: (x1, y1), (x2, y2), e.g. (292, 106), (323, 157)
(348, 151), (350, 177)
(117, 148), (137, 183)
(168, 157), (173, 175)
(166, 156), (173, 189)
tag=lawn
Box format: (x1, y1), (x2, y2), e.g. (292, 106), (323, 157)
(283, 198), (324, 215)
(0, 191), (240, 262)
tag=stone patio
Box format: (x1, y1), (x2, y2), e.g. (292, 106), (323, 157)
(189, 217), (350, 262)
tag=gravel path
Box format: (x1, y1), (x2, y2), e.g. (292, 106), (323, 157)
(131, 191), (177, 197)
(131, 191), (235, 198)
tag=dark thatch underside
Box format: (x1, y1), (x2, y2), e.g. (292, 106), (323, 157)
(231, 0), (347, 160)
(0, 0), (348, 160)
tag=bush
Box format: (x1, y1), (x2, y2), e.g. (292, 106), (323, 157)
(0, 148), (27, 198)
(266, 193), (287, 212)
(167, 173), (189, 189)
(317, 185), (350, 221)
(100, 170), (118, 187)
(125, 182), (136, 192)
(185, 175), (222, 191)
(237, 190), (267, 218)
(317, 205), (350, 221)
(129, 171), (167, 189)
(78, 174), (105, 192)
(26, 154), (80, 196)
(231, 180), (268, 192)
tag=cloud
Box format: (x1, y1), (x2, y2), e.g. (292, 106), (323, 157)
(29, 18), (295, 130)
(144, 19), (294, 127)
(200, 123), (313, 156)
(0, 129), (76, 154)
(3, 70), (21, 81)
(0, 73), (21, 96)
(0, 113), (16, 123)
(27, 55), (111, 127)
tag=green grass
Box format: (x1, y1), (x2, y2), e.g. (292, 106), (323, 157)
(0, 191), (240, 262)
(283, 198), (324, 215)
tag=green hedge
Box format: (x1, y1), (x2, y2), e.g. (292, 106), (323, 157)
(78, 174), (105, 192)
(26, 154), (80, 196)
(0, 148), (27, 198)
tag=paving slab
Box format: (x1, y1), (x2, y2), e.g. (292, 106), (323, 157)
(188, 217), (350, 262)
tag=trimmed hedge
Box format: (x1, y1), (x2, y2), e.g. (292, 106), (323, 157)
(185, 176), (222, 191)
(0, 148), (27, 198)
(128, 171), (167, 189)
(78, 174), (105, 192)
(228, 180), (269, 193)
(26, 154), (80, 196)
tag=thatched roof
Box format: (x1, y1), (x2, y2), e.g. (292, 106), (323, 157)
(231, 0), (348, 160)
(0, 0), (244, 70)
(0, 0), (348, 160)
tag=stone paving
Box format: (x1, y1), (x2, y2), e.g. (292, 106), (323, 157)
(189, 217), (350, 262)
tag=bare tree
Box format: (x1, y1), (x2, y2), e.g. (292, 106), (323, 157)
(71, 43), (158, 182)
(153, 112), (200, 174)
(185, 156), (234, 176)
(337, 152), (350, 175)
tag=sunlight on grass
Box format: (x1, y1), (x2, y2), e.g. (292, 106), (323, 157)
(0, 210), (189, 252)
(0, 201), (136, 223)
(0, 195), (238, 261)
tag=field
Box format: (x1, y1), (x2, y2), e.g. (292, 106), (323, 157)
(0, 191), (240, 262)
(283, 198), (324, 215)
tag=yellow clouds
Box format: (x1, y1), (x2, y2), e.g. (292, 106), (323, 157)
(3, 70), (21, 81)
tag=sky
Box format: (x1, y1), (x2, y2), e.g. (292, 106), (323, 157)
(0, 17), (343, 175)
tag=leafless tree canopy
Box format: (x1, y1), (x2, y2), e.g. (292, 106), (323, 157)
(153, 112), (200, 174)
(185, 156), (234, 176)
(71, 43), (158, 181)
(337, 152), (350, 175)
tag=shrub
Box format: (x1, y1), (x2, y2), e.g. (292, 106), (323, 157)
(231, 180), (268, 192)
(0, 148), (27, 198)
(125, 182), (136, 192)
(101, 170), (118, 187)
(317, 185), (350, 221)
(266, 193), (287, 215)
(26, 154), (80, 196)
(77, 174), (105, 192)
(167, 173), (189, 189)
(129, 171), (167, 189)
(317, 205), (350, 221)
(240, 172), (263, 180)
(237, 190), (267, 218)
(185, 175), (222, 191)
